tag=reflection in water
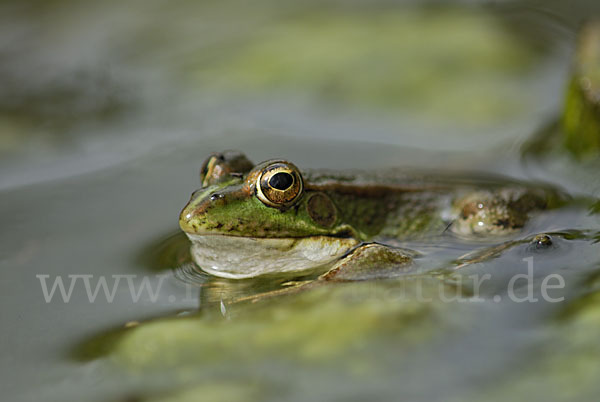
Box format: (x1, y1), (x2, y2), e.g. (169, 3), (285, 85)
(137, 232), (192, 273)
(86, 214), (600, 401)
(76, 224), (600, 401)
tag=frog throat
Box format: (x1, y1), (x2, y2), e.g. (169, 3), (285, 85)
(186, 233), (359, 279)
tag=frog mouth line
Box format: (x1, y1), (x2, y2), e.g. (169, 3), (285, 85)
(184, 233), (359, 279)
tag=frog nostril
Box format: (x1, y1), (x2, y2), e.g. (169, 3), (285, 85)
(210, 193), (224, 201)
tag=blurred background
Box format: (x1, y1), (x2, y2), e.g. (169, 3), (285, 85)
(2, 1), (600, 401)
(2, 0), (599, 189)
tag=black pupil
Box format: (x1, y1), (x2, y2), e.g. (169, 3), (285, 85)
(269, 172), (294, 190)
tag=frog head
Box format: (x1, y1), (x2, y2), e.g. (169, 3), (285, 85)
(179, 151), (358, 278)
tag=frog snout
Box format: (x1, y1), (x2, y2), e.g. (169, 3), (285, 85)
(179, 199), (209, 234)
(179, 192), (221, 234)
(179, 203), (198, 234)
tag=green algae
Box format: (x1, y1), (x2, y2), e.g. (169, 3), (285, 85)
(144, 381), (261, 402)
(109, 279), (458, 370)
(190, 7), (540, 126)
(563, 21), (600, 159)
(456, 270), (600, 402)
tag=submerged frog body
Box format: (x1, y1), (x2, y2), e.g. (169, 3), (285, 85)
(179, 151), (565, 279)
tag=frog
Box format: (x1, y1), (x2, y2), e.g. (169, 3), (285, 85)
(179, 151), (567, 280)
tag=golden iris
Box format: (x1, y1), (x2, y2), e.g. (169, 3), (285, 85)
(256, 162), (303, 208)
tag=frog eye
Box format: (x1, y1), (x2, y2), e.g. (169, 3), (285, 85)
(256, 162), (304, 208)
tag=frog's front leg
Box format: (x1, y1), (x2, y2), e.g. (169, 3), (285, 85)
(230, 245), (415, 304)
(320, 243), (416, 282)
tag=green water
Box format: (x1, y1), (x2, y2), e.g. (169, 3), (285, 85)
(2, 1), (600, 401)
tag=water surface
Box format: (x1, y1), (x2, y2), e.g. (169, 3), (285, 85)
(2, 1), (600, 401)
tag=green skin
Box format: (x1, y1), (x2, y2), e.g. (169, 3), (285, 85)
(179, 151), (563, 280)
